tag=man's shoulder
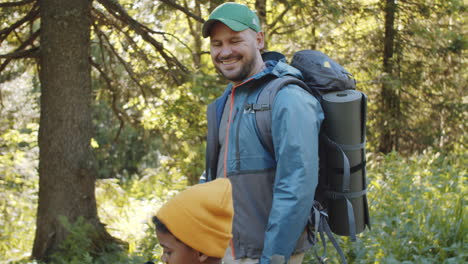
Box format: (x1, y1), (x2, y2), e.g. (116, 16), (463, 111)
(268, 61), (303, 80)
(273, 83), (323, 116)
(275, 84), (319, 104)
(254, 60), (303, 85)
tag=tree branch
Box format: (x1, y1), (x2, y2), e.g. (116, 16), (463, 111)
(92, 21), (149, 101)
(157, 0), (204, 23)
(92, 8), (152, 67)
(0, 47), (39, 59)
(0, 29), (39, 72)
(267, 4), (292, 32)
(90, 58), (139, 141)
(0, 3), (39, 44)
(96, 0), (188, 84)
(146, 28), (194, 56)
(0, 0), (35, 8)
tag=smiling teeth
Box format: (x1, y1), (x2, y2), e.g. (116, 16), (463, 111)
(222, 59), (238, 64)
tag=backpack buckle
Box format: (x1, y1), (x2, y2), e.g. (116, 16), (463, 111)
(244, 103), (270, 113)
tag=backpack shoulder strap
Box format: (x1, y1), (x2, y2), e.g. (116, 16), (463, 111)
(255, 76), (311, 157)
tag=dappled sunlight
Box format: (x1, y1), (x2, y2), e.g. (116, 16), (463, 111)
(0, 0), (464, 263)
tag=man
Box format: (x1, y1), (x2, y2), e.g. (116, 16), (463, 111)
(202, 2), (324, 264)
(152, 178), (234, 264)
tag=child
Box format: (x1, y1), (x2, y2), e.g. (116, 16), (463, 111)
(151, 178), (233, 264)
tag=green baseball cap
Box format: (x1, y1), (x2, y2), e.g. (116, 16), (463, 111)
(202, 2), (261, 38)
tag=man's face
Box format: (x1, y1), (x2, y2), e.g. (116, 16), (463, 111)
(156, 229), (201, 264)
(209, 22), (264, 85)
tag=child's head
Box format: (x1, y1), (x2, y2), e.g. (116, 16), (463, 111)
(154, 178), (233, 264)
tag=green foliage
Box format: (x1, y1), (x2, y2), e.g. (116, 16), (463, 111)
(2, 148), (466, 263)
(0, 174), (173, 263)
(0, 72), (39, 262)
(0, 134), (38, 262)
(47, 216), (149, 264)
(364, 0), (466, 153)
(138, 72), (225, 185)
(49, 217), (96, 264)
(1, 0), (466, 263)
(361, 150), (467, 263)
(305, 149), (467, 263)
(91, 96), (163, 180)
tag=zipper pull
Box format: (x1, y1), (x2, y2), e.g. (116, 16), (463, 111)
(231, 108), (239, 122)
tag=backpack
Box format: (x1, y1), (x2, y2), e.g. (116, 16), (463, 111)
(257, 50), (371, 263)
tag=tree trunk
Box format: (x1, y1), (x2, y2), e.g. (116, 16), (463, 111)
(32, 0), (116, 261)
(255, 0), (268, 49)
(310, 0), (318, 50)
(379, 0), (400, 153)
(255, 0), (267, 30)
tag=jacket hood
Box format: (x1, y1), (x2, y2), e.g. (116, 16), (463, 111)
(253, 59), (303, 82)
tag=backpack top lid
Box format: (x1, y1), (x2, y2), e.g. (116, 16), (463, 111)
(291, 50), (356, 92)
(261, 51), (286, 62)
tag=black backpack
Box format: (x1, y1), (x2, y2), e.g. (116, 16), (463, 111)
(257, 50), (371, 263)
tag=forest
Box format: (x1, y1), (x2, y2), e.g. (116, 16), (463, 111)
(0, 0), (466, 263)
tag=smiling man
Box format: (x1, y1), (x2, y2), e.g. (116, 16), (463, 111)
(201, 2), (324, 264)
(206, 11), (264, 85)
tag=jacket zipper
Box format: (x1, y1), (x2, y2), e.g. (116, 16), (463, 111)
(223, 87), (236, 179)
(235, 95), (251, 171)
(222, 78), (254, 260)
(235, 88), (258, 171)
(223, 78), (253, 179)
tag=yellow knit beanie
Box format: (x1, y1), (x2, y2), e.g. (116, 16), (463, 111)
(156, 178), (233, 258)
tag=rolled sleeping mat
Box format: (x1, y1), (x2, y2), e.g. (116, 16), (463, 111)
(321, 89), (370, 238)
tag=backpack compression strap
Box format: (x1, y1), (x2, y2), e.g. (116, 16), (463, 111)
(308, 204), (348, 264)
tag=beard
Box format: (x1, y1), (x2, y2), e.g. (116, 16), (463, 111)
(214, 50), (261, 83)
(215, 61), (255, 83)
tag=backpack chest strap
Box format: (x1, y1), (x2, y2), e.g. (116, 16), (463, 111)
(244, 103), (271, 112)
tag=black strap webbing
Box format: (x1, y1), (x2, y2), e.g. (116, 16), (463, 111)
(322, 134), (351, 192)
(308, 206), (348, 264)
(206, 102), (219, 181)
(325, 189), (367, 200)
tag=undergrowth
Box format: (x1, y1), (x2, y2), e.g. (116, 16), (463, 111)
(1, 149), (466, 263)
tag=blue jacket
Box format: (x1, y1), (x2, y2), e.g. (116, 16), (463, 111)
(204, 60), (324, 263)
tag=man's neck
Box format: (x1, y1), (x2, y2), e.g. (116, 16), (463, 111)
(231, 61), (266, 87)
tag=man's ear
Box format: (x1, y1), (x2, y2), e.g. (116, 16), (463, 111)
(198, 252), (209, 262)
(256, 31), (265, 50)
